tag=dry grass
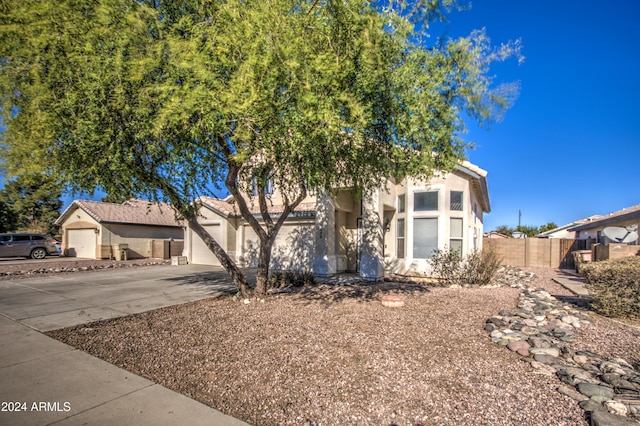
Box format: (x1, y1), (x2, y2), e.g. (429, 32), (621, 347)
(45, 270), (623, 426)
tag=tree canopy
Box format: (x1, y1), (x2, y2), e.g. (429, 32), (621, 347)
(0, 0), (521, 296)
(0, 174), (62, 235)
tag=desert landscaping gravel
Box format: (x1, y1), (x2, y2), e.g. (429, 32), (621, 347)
(45, 265), (640, 426)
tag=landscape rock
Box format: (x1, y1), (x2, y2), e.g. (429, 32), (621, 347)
(605, 400), (629, 416)
(557, 385), (589, 402)
(485, 266), (640, 425)
(577, 383), (615, 400)
(529, 347), (561, 357)
(590, 410), (640, 426)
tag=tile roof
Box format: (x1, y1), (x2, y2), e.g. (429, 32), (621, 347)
(197, 196), (316, 218)
(569, 204), (640, 231)
(56, 199), (183, 227)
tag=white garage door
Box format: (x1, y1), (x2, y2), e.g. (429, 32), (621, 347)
(67, 229), (97, 258)
(190, 225), (222, 265)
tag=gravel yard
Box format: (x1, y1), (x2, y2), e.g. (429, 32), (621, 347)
(42, 265), (640, 426)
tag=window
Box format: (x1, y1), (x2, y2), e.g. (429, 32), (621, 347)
(413, 218), (438, 258)
(450, 218), (463, 256)
(414, 191), (438, 211)
(252, 178), (274, 196)
(450, 191), (463, 211)
(264, 179), (274, 195)
(13, 235), (30, 241)
(397, 219), (405, 258)
(398, 194), (405, 213)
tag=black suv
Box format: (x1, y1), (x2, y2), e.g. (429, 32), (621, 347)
(0, 233), (59, 260)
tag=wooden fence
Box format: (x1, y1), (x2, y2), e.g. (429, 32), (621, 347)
(483, 238), (588, 269)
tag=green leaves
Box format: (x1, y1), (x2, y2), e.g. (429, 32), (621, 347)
(1, 0), (521, 203)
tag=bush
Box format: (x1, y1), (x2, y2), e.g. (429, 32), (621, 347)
(431, 248), (502, 286)
(267, 270), (315, 289)
(582, 256), (640, 318)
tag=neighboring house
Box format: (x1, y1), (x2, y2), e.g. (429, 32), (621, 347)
(484, 231), (510, 239)
(185, 161), (490, 279)
(568, 203), (640, 245)
(56, 199), (184, 259)
(535, 216), (601, 239)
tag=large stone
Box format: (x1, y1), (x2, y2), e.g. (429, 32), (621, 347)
(487, 316), (508, 327)
(507, 340), (530, 356)
(574, 355), (589, 365)
(530, 347), (561, 357)
(580, 399), (605, 413)
(578, 383), (615, 399)
(490, 330), (504, 339)
(520, 326), (540, 336)
(557, 385), (589, 402)
(561, 315), (580, 325)
(529, 361), (557, 375)
(533, 354), (564, 366)
(602, 374), (640, 392)
(604, 400), (628, 417)
(589, 410), (640, 426)
(528, 336), (552, 349)
(601, 361), (631, 376)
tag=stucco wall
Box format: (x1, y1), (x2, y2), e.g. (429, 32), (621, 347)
(100, 224), (183, 259)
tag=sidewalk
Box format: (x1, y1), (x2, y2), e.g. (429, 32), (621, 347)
(0, 265), (250, 426)
(552, 271), (590, 297)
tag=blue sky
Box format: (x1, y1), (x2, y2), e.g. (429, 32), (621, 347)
(439, 1), (640, 230)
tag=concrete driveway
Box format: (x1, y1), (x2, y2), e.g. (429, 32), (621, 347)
(0, 264), (240, 332)
(0, 264), (249, 426)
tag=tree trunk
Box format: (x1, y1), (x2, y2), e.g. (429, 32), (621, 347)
(187, 216), (251, 299)
(255, 238), (274, 297)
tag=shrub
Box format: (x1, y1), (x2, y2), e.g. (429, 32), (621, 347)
(582, 256), (640, 318)
(267, 270), (315, 289)
(431, 248), (502, 286)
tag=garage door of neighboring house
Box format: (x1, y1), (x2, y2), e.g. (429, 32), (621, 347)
(67, 229), (97, 258)
(190, 224), (222, 265)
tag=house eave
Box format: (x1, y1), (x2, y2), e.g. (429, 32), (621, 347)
(569, 210), (640, 232)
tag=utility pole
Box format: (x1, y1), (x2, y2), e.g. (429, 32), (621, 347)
(518, 209), (521, 228)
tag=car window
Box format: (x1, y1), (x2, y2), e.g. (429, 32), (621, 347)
(0, 235), (11, 243)
(32, 235), (45, 240)
(13, 235), (31, 242)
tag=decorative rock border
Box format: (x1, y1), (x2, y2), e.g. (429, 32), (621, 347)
(486, 285), (640, 424)
(0, 260), (170, 277)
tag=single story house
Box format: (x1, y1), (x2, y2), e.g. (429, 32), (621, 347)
(56, 199), (184, 259)
(484, 231), (510, 239)
(568, 203), (640, 245)
(535, 216), (601, 239)
(184, 161), (490, 280)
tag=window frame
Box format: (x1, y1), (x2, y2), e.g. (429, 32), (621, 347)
(449, 217), (463, 256)
(450, 191), (463, 211)
(413, 217), (438, 259)
(396, 218), (405, 258)
(414, 191), (438, 212)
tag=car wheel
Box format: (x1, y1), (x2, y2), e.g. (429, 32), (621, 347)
(30, 248), (47, 260)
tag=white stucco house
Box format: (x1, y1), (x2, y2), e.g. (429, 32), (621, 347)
(185, 160), (490, 280)
(56, 199), (184, 259)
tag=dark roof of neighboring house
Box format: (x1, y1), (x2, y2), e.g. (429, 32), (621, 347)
(56, 199), (183, 227)
(568, 203), (640, 232)
(197, 196), (316, 218)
